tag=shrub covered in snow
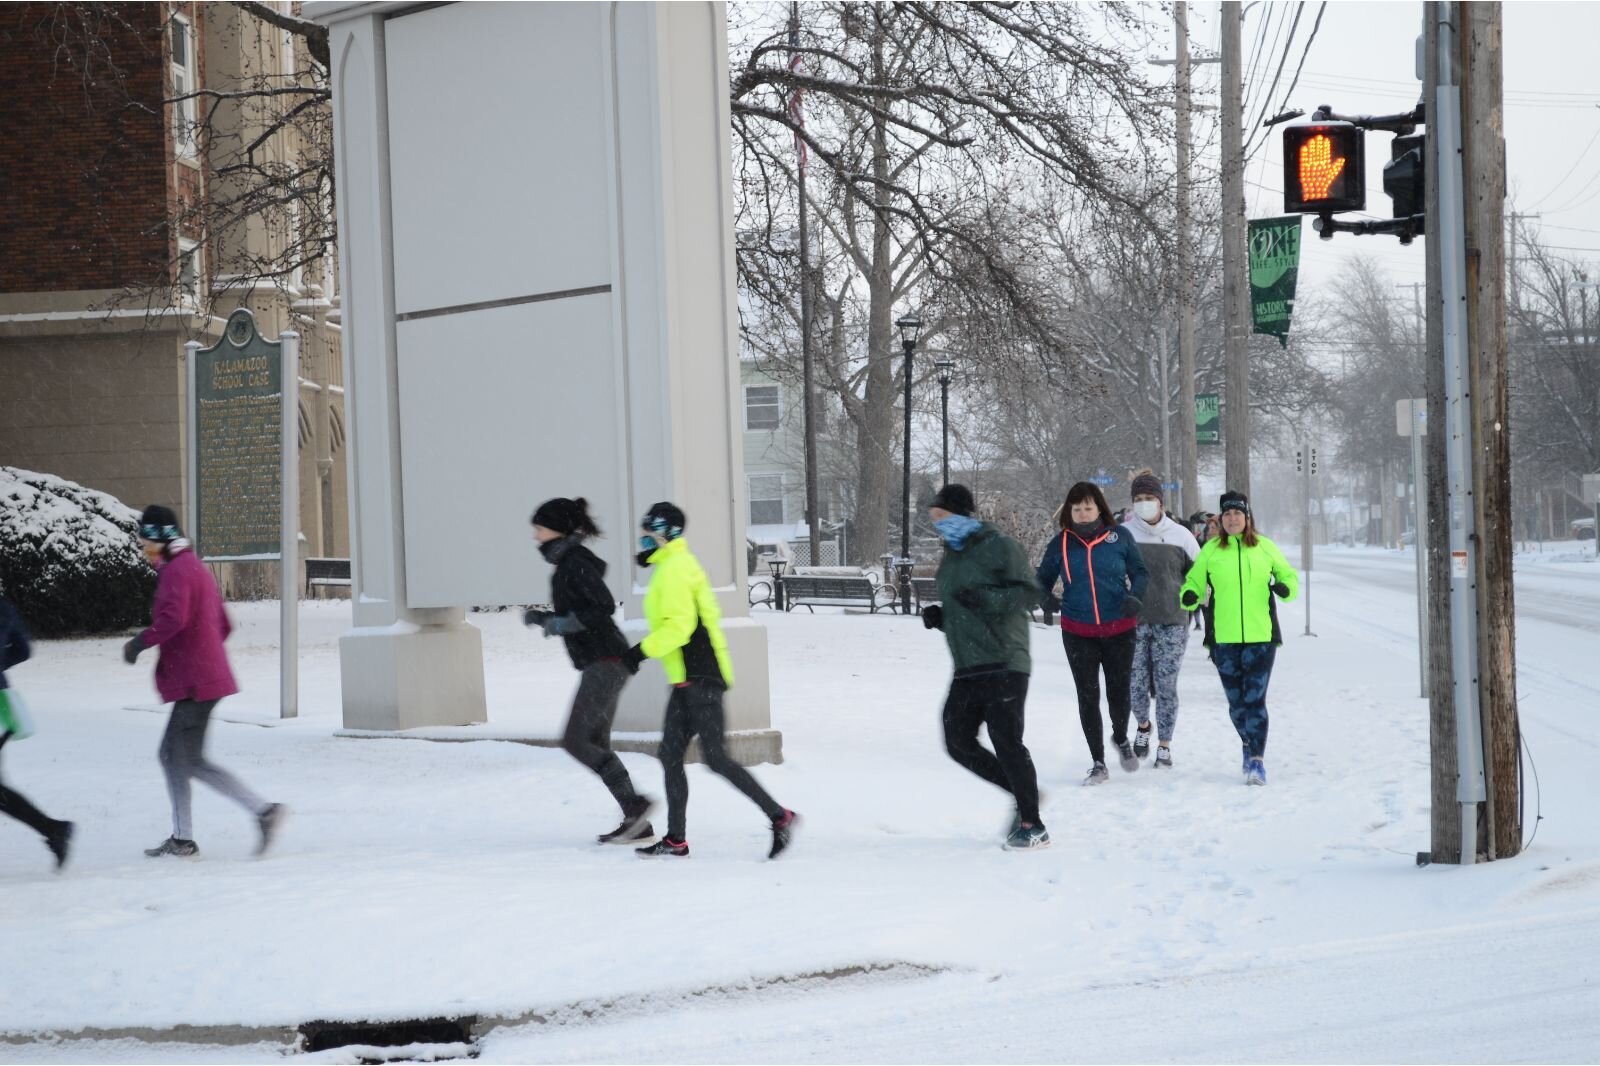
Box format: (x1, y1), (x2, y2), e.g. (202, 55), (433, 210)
(0, 467), (157, 638)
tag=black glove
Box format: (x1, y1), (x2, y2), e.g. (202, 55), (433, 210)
(622, 643), (647, 675)
(1121, 596), (1143, 619)
(122, 635), (145, 664)
(1180, 589), (1200, 610)
(921, 604), (944, 631)
(1270, 579), (1292, 599)
(523, 607), (553, 628)
(953, 588), (981, 611)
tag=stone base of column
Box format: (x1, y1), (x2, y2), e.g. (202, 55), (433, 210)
(339, 620), (488, 730)
(612, 615), (781, 765)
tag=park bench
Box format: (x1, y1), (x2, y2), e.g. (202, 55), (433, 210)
(305, 557), (352, 598)
(782, 575), (898, 613)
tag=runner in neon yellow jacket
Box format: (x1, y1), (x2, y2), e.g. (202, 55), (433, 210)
(1179, 491), (1297, 785)
(624, 502), (796, 859)
(1179, 515), (1299, 645)
(637, 538), (734, 688)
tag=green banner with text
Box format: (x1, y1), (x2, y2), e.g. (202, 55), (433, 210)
(1196, 393), (1220, 446)
(1249, 215), (1302, 348)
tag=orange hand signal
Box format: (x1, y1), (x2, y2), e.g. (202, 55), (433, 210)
(1298, 133), (1347, 200)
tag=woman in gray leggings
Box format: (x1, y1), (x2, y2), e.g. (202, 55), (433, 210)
(124, 506), (284, 858)
(525, 497), (655, 845)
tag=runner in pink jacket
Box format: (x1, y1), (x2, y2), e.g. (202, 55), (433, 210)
(138, 542), (239, 704)
(124, 505), (284, 859)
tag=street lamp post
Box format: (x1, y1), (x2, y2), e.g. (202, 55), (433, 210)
(935, 358), (954, 486)
(767, 556), (788, 612)
(895, 314), (922, 616)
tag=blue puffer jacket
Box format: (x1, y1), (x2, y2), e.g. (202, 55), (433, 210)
(1035, 523), (1149, 638)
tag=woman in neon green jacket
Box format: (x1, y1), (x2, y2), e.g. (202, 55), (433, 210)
(624, 502), (798, 860)
(1179, 491), (1298, 785)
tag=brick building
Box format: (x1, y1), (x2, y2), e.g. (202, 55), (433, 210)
(0, 3), (347, 584)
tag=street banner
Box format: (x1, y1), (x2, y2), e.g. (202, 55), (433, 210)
(1196, 393), (1220, 446)
(1249, 215), (1303, 348)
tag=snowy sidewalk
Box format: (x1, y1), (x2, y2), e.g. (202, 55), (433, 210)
(2, 555), (1597, 1062)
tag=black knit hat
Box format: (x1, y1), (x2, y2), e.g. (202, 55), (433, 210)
(928, 484), (975, 517)
(1219, 490), (1250, 516)
(1130, 472), (1164, 501)
(138, 504), (181, 543)
(531, 498), (584, 536)
(642, 501), (686, 539)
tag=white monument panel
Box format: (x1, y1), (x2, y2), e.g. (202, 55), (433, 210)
(395, 292), (623, 608)
(385, 3), (613, 315)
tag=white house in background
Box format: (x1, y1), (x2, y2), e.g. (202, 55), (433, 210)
(740, 358), (848, 567)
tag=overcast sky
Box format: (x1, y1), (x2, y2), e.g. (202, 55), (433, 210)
(1159, 1), (1600, 316)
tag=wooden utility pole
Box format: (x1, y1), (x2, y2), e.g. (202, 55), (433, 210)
(1461, 1), (1520, 859)
(1221, 0), (1251, 498)
(1174, 1), (1200, 517)
(1423, 1), (1518, 864)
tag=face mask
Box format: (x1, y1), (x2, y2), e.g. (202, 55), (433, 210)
(934, 514), (983, 550)
(1133, 500), (1161, 522)
(1070, 520), (1100, 540)
(636, 533), (664, 568)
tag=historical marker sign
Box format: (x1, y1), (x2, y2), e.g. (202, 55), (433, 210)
(191, 310), (285, 560)
(184, 308), (301, 717)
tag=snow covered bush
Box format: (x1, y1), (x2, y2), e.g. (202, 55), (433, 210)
(0, 467), (156, 638)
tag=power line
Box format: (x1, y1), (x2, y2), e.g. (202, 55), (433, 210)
(1244, 1), (1305, 159)
(1529, 123), (1600, 210)
(1274, 2), (1328, 124)
(1240, 3), (1279, 139)
(1242, 61), (1600, 101)
(1537, 222), (1600, 235)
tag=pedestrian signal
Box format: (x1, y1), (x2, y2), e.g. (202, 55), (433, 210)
(1283, 122), (1365, 214)
(1383, 133), (1425, 220)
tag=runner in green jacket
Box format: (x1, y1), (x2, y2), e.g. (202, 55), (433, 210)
(921, 484), (1048, 850)
(1179, 491), (1298, 785)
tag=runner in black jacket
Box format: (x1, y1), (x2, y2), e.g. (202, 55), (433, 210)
(525, 498), (655, 844)
(0, 598), (73, 869)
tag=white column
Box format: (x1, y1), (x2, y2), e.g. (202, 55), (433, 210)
(320, 9), (485, 730)
(311, 2), (773, 756)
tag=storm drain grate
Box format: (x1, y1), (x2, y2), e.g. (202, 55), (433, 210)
(298, 1015), (478, 1061)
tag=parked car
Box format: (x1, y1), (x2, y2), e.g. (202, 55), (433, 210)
(1572, 517), (1596, 541)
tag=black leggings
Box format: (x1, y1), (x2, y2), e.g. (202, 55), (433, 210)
(561, 660), (639, 810)
(942, 670), (1041, 824)
(658, 682), (783, 840)
(1062, 630), (1137, 764)
(0, 734), (57, 839)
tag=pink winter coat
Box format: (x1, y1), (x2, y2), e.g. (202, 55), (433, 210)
(139, 545), (239, 704)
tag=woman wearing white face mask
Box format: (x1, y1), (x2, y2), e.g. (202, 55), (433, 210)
(1122, 471), (1201, 768)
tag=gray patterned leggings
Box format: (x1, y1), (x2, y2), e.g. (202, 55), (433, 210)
(1130, 623), (1191, 743)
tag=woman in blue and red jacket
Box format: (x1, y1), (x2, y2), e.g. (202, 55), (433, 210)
(1036, 481), (1149, 785)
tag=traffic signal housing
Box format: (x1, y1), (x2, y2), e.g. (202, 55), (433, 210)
(1383, 133), (1425, 219)
(1283, 122), (1366, 214)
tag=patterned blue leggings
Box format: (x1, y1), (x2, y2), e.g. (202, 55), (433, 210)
(1209, 643), (1276, 759)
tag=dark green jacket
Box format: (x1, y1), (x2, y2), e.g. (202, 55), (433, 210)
(935, 523), (1039, 675)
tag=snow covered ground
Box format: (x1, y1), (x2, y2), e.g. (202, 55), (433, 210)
(2, 547), (1597, 1063)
